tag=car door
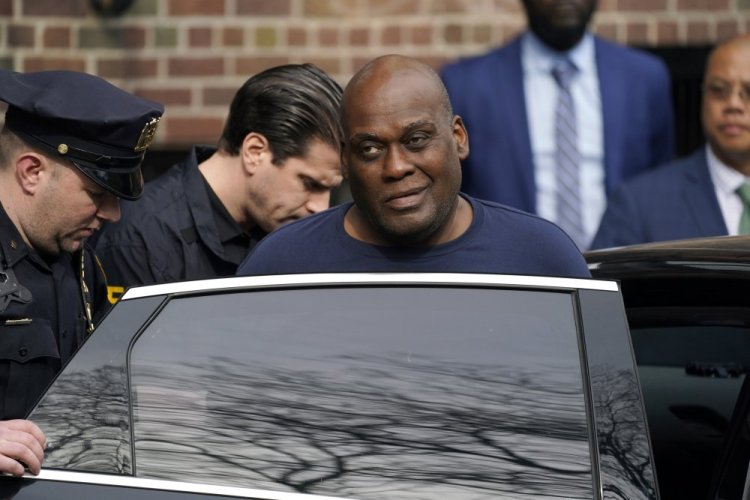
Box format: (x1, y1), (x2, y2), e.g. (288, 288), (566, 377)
(4, 274), (656, 500)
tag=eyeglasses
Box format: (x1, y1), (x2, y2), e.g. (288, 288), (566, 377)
(703, 80), (750, 105)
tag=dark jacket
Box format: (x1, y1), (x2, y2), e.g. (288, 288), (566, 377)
(0, 205), (107, 419)
(440, 34), (674, 214)
(590, 148), (728, 249)
(95, 147), (258, 299)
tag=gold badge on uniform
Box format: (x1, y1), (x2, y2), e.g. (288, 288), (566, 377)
(134, 117), (161, 152)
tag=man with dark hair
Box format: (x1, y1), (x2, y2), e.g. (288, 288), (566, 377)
(237, 55), (589, 278)
(591, 35), (750, 248)
(95, 63), (343, 297)
(0, 69), (163, 475)
(440, 0), (674, 250)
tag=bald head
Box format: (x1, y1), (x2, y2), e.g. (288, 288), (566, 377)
(706, 34), (750, 78)
(342, 55), (453, 133)
(337, 54), (471, 246)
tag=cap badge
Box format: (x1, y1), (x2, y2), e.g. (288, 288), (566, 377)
(134, 116), (161, 152)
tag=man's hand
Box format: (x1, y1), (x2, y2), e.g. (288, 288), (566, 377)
(0, 420), (46, 476)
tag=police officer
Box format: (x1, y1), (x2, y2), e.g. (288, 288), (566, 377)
(0, 69), (163, 475)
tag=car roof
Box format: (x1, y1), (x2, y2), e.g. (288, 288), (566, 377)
(585, 235), (750, 279)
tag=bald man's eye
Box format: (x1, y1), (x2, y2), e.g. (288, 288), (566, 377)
(357, 143), (382, 160)
(405, 133), (430, 150)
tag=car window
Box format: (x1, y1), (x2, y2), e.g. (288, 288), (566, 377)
(28, 295), (166, 474)
(630, 323), (750, 500)
(128, 286), (593, 500)
(709, 375), (750, 499)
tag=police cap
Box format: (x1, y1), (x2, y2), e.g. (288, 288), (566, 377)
(0, 69), (164, 200)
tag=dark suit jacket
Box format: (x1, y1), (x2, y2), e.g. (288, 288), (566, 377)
(589, 148), (728, 249)
(440, 34), (675, 214)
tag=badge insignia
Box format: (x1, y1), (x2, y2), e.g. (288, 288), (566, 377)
(134, 117), (161, 152)
(0, 268), (32, 313)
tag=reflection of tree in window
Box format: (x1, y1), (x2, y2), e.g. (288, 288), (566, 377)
(589, 366), (655, 500)
(131, 354), (593, 500)
(32, 365), (132, 474)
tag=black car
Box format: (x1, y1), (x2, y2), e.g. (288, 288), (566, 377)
(587, 235), (750, 500)
(1, 273), (655, 499)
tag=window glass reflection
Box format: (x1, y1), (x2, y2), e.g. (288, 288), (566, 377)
(130, 286), (591, 499)
(632, 325), (750, 500)
(30, 296), (165, 474)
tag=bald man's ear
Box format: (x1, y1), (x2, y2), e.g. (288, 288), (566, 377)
(241, 132), (271, 175)
(16, 152), (47, 195)
(453, 116), (470, 160)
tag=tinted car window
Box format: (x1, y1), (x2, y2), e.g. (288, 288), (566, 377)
(576, 289), (657, 500)
(129, 286), (593, 499)
(630, 323), (750, 500)
(711, 375), (750, 500)
(29, 296), (166, 474)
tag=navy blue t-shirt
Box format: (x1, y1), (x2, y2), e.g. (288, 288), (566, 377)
(237, 195), (591, 278)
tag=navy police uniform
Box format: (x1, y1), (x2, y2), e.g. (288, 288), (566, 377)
(0, 213), (109, 418)
(0, 70), (163, 419)
(95, 146), (264, 297)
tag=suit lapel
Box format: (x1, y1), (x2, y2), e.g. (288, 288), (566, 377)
(504, 37), (537, 212)
(596, 38), (626, 194)
(681, 149), (729, 235)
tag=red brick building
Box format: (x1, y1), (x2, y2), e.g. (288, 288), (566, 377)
(0, 0), (747, 150)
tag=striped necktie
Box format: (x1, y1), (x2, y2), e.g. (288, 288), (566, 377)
(737, 182), (750, 234)
(552, 59), (584, 248)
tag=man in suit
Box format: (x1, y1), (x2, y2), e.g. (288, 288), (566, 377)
(591, 34), (750, 249)
(440, 0), (674, 249)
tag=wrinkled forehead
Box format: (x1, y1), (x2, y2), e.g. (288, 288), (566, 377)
(343, 67), (445, 131)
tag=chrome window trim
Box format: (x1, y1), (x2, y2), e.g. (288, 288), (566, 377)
(30, 470), (354, 499)
(122, 273), (617, 300)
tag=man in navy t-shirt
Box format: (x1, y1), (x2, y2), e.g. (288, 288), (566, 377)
(237, 54), (590, 279)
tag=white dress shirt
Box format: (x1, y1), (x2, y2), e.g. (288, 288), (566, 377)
(521, 31), (604, 248)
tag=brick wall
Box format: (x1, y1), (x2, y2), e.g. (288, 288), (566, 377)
(0, 0), (748, 147)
